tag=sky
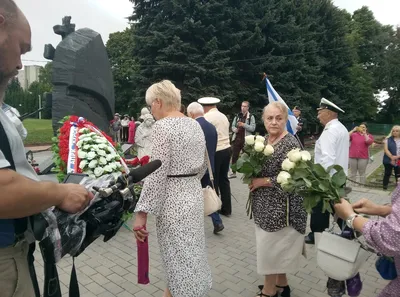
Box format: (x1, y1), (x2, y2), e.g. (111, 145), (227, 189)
(17, 0), (400, 67)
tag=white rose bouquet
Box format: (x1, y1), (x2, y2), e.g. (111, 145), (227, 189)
(76, 128), (125, 178)
(231, 134), (274, 217)
(277, 148), (347, 213)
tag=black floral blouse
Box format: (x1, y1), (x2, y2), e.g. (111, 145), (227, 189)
(252, 133), (307, 234)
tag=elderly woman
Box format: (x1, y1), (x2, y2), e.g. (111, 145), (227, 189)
(382, 125), (400, 190)
(250, 102), (307, 297)
(334, 185), (400, 297)
(133, 80), (212, 297)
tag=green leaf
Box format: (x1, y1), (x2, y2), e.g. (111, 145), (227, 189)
(231, 163), (237, 172)
(303, 195), (321, 213)
(332, 169), (347, 188)
(312, 163), (329, 179)
(303, 177), (312, 188)
(236, 157), (244, 169)
(292, 168), (309, 180)
(237, 162), (254, 175)
(242, 176), (252, 184)
(322, 199), (333, 213)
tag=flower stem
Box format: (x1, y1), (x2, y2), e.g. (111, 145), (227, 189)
(246, 192), (253, 220)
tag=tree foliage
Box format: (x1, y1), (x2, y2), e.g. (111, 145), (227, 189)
(106, 27), (138, 114)
(104, 0), (400, 125)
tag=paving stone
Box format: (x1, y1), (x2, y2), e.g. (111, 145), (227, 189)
(33, 174), (388, 297)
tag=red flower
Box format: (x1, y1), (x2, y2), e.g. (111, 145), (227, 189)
(140, 156), (150, 166)
(126, 157), (140, 167)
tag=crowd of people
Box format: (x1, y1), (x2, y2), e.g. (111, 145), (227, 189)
(0, 1), (399, 297)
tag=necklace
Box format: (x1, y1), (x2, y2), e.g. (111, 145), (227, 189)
(268, 131), (288, 146)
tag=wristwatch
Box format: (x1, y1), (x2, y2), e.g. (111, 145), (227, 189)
(346, 213), (359, 229)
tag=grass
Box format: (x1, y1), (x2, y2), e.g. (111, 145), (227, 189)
(23, 119), (53, 146)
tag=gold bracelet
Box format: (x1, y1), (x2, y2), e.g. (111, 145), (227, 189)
(265, 177), (271, 185)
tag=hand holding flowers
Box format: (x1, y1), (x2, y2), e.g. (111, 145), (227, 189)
(231, 134), (275, 218)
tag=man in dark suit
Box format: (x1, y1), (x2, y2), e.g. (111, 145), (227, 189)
(187, 102), (224, 234)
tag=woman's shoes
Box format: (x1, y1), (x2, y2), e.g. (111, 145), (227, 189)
(276, 285), (290, 297)
(257, 284), (289, 297)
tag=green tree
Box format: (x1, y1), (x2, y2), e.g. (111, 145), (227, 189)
(106, 27), (138, 114)
(377, 27), (400, 124)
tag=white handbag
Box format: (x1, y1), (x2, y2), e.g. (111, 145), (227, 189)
(203, 149), (222, 216)
(317, 230), (371, 281)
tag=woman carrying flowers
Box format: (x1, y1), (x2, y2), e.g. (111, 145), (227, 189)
(250, 102), (306, 297)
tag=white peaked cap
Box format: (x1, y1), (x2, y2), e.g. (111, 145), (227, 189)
(197, 97), (221, 105)
(318, 98), (345, 114)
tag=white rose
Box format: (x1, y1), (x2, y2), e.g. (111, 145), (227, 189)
(88, 159), (98, 169)
(245, 135), (255, 145)
(115, 162), (122, 168)
(99, 156), (107, 165)
(109, 162), (117, 170)
(300, 150), (312, 161)
(79, 160), (88, 170)
(86, 151), (96, 160)
(106, 154), (114, 162)
(79, 128), (90, 134)
(83, 144), (91, 150)
(76, 140), (84, 148)
(88, 132), (97, 137)
(277, 171), (292, 185)
(282, 158), (296, 171)
(263, 144), (274, 156)
(255, 135), (265, 143)
(77, 150), (87, 159)
(103, 165), (112, 173)
(254, 142), (265, 152)
(95, 138), (107, 144)
(98, 143), (107, 149)
(89, 144), (99, 151)
(287, 148), (302, 163)
(94, 167), (105, 177)
(97, 149), (106, 156)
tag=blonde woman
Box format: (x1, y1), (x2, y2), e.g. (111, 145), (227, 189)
(250, 102), (306, 297)
(383, 125), (400, 190)
(133, 80), (212, 297)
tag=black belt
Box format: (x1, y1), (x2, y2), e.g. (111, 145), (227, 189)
(167, 174), (197, 178)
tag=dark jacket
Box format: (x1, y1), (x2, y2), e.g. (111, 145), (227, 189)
(196, 117), (217, 187)
(383, 136), (398, 165)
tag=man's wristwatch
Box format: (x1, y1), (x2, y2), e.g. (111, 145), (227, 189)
(346, 213), (359, 229)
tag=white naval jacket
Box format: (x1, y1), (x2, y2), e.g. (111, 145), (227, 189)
(314, 118), (349, 176)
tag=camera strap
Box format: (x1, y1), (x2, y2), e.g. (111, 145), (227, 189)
(0, 118), (41, 297)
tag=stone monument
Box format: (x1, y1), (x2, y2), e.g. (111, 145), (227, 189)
(135, 114), (155, 159)
(44, 16), (115, 134)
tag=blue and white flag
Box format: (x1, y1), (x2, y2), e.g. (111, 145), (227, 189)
(265, 78), (298, 135)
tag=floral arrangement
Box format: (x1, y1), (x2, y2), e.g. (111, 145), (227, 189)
(52, 115), (128, 182)
(231, 134), (274, 218)
(276, 148), (347, 213)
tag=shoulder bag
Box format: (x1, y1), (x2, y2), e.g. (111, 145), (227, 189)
(203, 149), (222, 216)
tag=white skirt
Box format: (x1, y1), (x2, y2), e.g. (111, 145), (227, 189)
(255, 225), (304, 275)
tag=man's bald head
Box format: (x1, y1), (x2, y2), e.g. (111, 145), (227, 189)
(0, 0), (31, 101)
(0, 0), (18, 28)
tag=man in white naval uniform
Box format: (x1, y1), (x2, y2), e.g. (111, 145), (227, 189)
(305, 98), (349, 245)
(305, 98), (353, 297)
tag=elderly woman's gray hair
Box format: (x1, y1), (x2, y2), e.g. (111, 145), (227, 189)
(145, 80), (181, 110)
(263, 101), (289, 120)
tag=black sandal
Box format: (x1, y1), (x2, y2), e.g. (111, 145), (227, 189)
(256, 286), (278, 297)
(276, 285), (290, 297)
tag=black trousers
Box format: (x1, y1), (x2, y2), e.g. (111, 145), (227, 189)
(310, 201), (346, 233)
(215, 147), (232, 215)
(231, 138), (244, 172)
(383, 163), (400, 188)
(121, 127), (129, 142)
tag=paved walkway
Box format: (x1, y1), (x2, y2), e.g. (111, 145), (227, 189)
(33, 174), (391, 297)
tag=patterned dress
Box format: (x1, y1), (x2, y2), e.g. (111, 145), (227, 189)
(135, 117), (212, 297)
(251, 133), (307, 275)
(363, 185), (400, 297)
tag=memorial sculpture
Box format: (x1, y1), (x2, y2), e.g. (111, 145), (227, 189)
(135, 113), (155, 159)
(44, 16), (115, 135)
